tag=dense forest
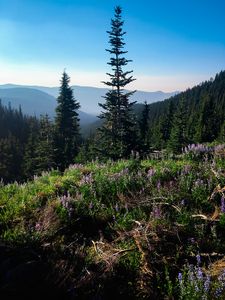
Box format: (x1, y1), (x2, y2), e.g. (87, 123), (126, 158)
(0, 6), (225, 299)
(1, 70), (224, 183)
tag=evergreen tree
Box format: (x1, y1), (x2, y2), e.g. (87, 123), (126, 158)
(54, 71), (80, 170)
(35, 115), (55, 173)
(139, 101), (150, 154)
(23, 119), (40, 179)
(0, 135), (23, 183)
(98, 6), (137, 160)
(196, 93), (218, 142)
(168, 96), (188, 153)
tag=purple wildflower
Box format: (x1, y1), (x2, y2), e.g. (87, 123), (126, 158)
(115, 203), (119, 212)
(80, 173), (93, 185)
(204, 274), (211, 293)
(196, 254), (201, 266)
(215, 287), (223, 298)
(151, 206), (162, 219)
(35, 223), (41, 231)
(157, 180), (161, 190)
(197, 268), (203, 280)
(147, 168), (156, 178)
(178, 272), (182, 283)
(221, 196), (225, 213)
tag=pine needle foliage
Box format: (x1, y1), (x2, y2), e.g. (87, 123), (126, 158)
(98, 6), (137, 160)
(54, 71), (80, 170)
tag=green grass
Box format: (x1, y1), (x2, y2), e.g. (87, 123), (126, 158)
(0, 148), (225, 299)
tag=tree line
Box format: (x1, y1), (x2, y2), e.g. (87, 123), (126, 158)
(0, 6), (224, 183)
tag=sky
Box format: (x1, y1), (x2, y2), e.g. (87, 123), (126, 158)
(0, 0), (225, 92)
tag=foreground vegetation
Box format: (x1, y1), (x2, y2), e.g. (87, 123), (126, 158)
(0, 144), (224, 299)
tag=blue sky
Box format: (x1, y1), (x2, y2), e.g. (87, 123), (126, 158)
(0, 0), (225, 91)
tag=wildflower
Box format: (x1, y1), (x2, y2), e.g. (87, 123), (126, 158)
(197, 268), (203, 280)
(204, 274), (211, 293)
(151, 206), (162, 219)
(80, 173), (93, 185)
(35, 223), (41, 231)
(157, 180), (161, 190)
(147, 168), (156, 178)
(215, 286), (223, 298)
(221, 196), (225, 213)
(178, 272), (182, 283)
(196, 254), (201, 266)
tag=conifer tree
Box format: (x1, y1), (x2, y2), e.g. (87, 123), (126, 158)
(35, 115), (55, 173)
(139, 101), (150, 154)
(54, 71), (80, 170)
(23, 119), (40, 178)
(168, 96), (188, 153)
(98, 6), (137, 160)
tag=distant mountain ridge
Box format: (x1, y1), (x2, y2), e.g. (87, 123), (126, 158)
(0, 83), (178, 115)
(0, 87), (97, 126)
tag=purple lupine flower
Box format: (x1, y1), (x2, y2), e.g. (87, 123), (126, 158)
(215, 287), (223, 298)
(204, 274), (211, 292)
(221, 196), (225, 213)
(196, 254), (201, 266)
(147, 168), (156, 178)
(188, 269), (194, 283)
(115, 203), (119, 212)
(151, 206), (162, 219)
(157, 180), (161, 190)
(35, 222), (41, 231)
(68, 163), (84, 170)
(60, 194), (74, 218)
(80, 172), (93, 185)
(178, 272), (182, 283)
(197, 268), (203, 280)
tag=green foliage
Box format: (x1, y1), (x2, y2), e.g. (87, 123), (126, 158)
(0, 147), (225, 298)
(98, 6), (137, 159)
(54, 71), (80, 170)
(138, 71), (225, 151)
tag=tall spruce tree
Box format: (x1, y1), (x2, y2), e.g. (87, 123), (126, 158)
(54, 71), (80, 170)
(98, 6), (137, 160)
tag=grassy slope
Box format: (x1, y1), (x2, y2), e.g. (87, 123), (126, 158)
(0, 145), (225, 299)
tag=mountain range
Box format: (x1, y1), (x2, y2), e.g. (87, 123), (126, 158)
(0, 84), (177, 124)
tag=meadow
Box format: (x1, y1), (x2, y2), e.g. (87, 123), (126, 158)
(0, 143), (225, 299)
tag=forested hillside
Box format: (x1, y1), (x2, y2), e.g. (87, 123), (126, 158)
(136, 71), (225, 151)
(0, 101), (39, 182)
(0, 71), (224, 183)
